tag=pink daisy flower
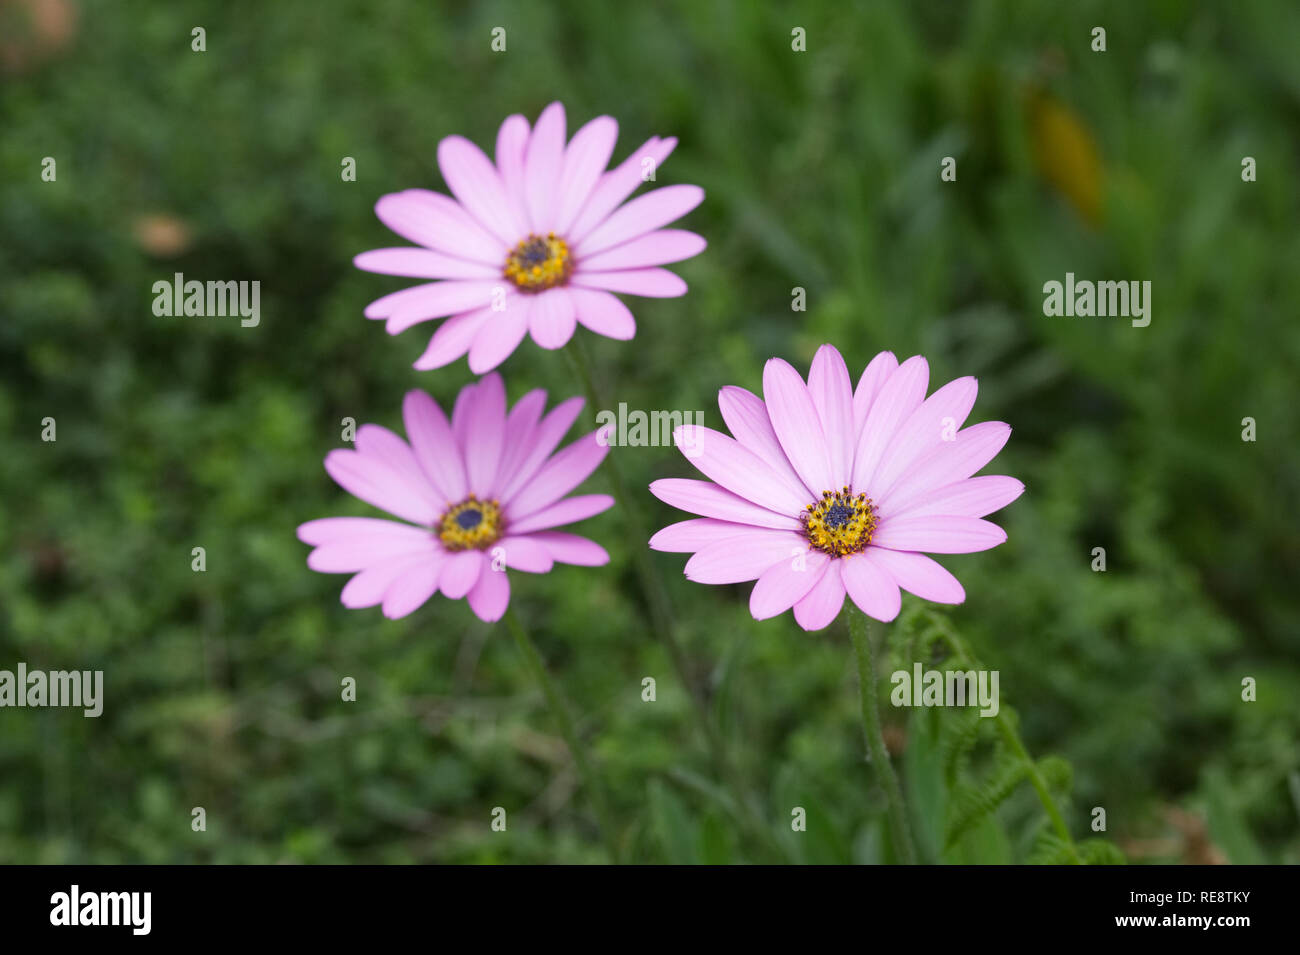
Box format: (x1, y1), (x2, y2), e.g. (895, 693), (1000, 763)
(354, 102), (706, 373)
(649, 345), (1025, 632)
(298, 374), (613, 623)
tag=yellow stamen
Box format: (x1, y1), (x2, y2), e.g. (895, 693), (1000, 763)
(438, 495), (504, 551)
(504, 232), (573, 293)
(800, 486), (877, 557)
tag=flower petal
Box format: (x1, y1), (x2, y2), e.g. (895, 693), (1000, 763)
(716, 385), (807, 496)
(403, 389), (468, 503)
(851, 355), (929, 493)
(851, 350), (899, 434)
(871, 376), (978, 501)
(355, 424), (440, 510)
(507, 432), (608, 516)
(674, 424), (808, 516)
(569, 136), (678, 242)
(373, 189), (505, 265)
(576, 184), (705, 257)
(298, 516), (418, 546)
(496, 396), (585, 502)
(890, 475), (1025, 520)
(341, 552), (438, 609)
(461, 372), (506, 494)
(877, 422), (1012, 514)
(307, 528), (436, 573)
(553, 115), (619, 235)
(570, 268), (686, 297)
(762, 358), (834, 496)
(467, 563), (511, 622)
(381, 560), (444, 619)
(386, 281), (500, 335)
(808, 344), (855, 485)
(411, 307), (491, 371)
(684, 529), (807, 584)
(468, 297), (531, 373)
(524, 101), (566, 232)
(840, 555), (901, 622)
(528, 287), (577, 349)
(437, 134), (524, 246)
(648, 517), (765, 553)
(353, 248), (500, 280)
(792, 561), (847, 631)
(749, 552), (829, 620)
(324, 449), (439, 525)
(578, 230), (706, 272)
(872, 516), (1007, 554)
(495, 113), (531, 229)
(496, 535), (555, 573)
(508, 493), (614, 535)
(649, 478), (802, 530)
(568, 287), (636, 340)
(530, 531), (610, 566)
(439, 549), (484, 599)
(866, 549), (965, 604)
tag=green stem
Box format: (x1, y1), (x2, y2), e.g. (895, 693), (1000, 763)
(846, 604), (917, 864)
(564, 336), (782, 860)
(503, 606), (620, 863)
(940, 626), (1082, 864)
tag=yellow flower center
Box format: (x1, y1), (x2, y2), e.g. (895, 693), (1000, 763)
(504, 232), (573, 293)
(801, 487), (877, 557)
(438, 495), (504, 551)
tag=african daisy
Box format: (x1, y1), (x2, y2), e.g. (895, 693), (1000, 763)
(649, 345), (1024, 631)
(355, 102), (705, 373)
(299, 374), (612, 622)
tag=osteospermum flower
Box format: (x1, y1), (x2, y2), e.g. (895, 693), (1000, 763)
(354, 102), (706, 373)
(298, 374), (613, 622)
(649, 345), (1025, 631)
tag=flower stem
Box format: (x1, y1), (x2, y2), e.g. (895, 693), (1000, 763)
(939, 626), (1082, 864)
(503, 606), (620, 863)
(564, 336), (782, 859)
(846, 604), (917, 864)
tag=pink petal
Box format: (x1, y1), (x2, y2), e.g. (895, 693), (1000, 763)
(841, 555), (901, 622)
(851, 350), (899, 434)
(673, 424), (807, 516)
(438, 550), (484, 599)
(353, 248), (500, 280)
(529, 531), (610, 566)
(461, 372), (505, 494)
(763, 358), (835, 496)
(507, 493), (613, 535)
(402, 389), (468, 503)
(467, 564), (511, 622)
(648, 517), (765, 552)
(851, 355), (929, 493)
(451, 379), (475, 448)
(437, 134), (524, 246)
(569, 136), (678, 242)
(496, 536), (555, 573)
(807, 344), (855, 485)
(386, 281), (500, 335)
(890, 475), (1025, 520)
(468, 298), (530, 373)
(494, 388), (548, 492)
(373, 189), (505, 265)
(570, 268), (686, 297)
(506, 432), (608, 516)
(749, 552), (829, 620)
(872, 516), (1007, 554)
(576, 184), (705, 257)
(528, 288), (577, 349)
(496, 396), (585, 502)
(364, 281), (443, 320)
(684, 529), (807, 584)
(553, 115), (619, 235)
(411, 307), (491, 371)
(324, 449), (439, 525)
(381, 560), (443, 619)
(495, 114), (531, 229)
(716, 385), (807, 497)
(792, 562), (847, 632)
(307, 530), (436, 573)
(523, 101), (566, 232)
(298, 516), (420, 546)
(649, 478), (802, 530)
(341, 552), (438, 609)
(578, 229), (706, 271)
(568, 287), (636, 340)
(877, 422), (1012, 514)
(871, 376), (978, 501)
(866, 549), (965, 604)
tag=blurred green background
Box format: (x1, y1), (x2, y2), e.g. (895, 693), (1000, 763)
(2, 0), (1297, 863)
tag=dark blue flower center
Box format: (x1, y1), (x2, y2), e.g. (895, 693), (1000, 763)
(823, 503), (854, 530)
(455, 508), (483, 530)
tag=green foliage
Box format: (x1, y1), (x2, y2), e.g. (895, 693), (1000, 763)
(1, 0), (1296, 863)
